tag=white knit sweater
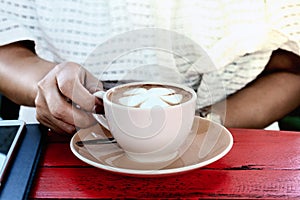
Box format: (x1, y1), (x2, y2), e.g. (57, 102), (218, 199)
(1, 0), (299, 122)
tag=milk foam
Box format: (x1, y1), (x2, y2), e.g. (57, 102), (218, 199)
(118, 87), (183, 108)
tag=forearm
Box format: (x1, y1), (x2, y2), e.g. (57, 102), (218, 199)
(0, 42), (56, 106)
(212, 49), (300, 129)
(222, 72), (300, 128)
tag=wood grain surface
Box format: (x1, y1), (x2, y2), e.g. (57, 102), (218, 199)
(30, 128), (300, 199)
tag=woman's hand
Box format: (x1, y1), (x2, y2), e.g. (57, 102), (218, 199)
(35, 62), (103, 134)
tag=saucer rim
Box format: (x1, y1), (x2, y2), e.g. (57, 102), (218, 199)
(70, 116), (233, 176)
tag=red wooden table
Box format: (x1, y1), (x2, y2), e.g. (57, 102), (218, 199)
(29, 128), (300, 199)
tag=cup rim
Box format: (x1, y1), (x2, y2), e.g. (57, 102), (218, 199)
(102, 81), (197, 110)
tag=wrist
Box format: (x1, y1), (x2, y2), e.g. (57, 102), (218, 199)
(196, 106), (223, 124)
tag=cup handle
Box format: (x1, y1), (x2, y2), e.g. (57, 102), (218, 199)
(93, 91), (110, 130)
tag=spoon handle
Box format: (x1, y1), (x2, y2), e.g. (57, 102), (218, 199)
(76, 137), (116, 147)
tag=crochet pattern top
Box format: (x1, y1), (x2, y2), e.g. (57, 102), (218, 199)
(1, 0), (299, 121)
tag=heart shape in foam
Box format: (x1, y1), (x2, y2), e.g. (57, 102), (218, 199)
(118, 87), (183, 108)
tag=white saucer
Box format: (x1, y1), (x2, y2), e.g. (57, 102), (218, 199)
(70, 116), (233, 176)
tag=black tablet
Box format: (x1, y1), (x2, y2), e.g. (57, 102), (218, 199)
(0, 120), (25, 187)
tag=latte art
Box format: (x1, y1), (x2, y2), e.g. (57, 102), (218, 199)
(108, 84), (192, 108)
(119, 87), (183, 108)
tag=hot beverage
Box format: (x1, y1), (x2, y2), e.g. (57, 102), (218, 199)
(93, 82), (197, 163)
(108, 83), (193, 108)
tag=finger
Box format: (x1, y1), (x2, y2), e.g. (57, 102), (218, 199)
(35, 99), (76, 134)
(47, 92), (97, 128)
(36, 78), (74, 134)
(85, 70), (104, 93)
(72, 105), (98, 128)
(39, 77), (98, 129)
(85, 71), (104, 111)
(38, 115), (76, 135)
(57, 66), (102, 112)
(36, 77), (81, 131)
(37, 62), (102, 130)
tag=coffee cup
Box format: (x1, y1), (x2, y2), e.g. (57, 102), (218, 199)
(93, 82), (197, 163)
